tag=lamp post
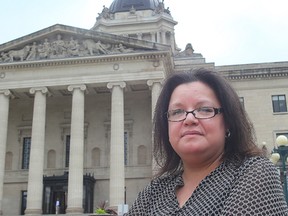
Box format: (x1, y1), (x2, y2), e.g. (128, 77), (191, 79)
(271, 135), (288, 204)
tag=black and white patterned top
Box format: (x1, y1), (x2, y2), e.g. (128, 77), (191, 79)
(125, 157), (288, 215)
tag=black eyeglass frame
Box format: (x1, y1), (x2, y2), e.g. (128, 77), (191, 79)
(166, 107), (223, 122)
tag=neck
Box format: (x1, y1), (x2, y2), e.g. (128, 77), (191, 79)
(182, 152), (223, 182)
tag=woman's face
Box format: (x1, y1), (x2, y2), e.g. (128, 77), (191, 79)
(168, 81), (226, 165)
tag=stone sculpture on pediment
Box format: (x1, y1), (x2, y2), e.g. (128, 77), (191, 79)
(38, 38), (51, 59)
(26, 42), (37, 60)
(0, 52), (10, 63)
(96, 5), (114, 20)
(113, 43), (133, 53)
(175, 43), (203, 58)
(83, 39), (110, 55)
(67, 37), (80, 57)
(0, 34), (137, 63)
(153, 0), (170, 15)
(8, 45), (31, 62)
(51, 34), (66, 57)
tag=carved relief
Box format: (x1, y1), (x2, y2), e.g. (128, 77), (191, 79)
(0, 34), (136, 63)
(83, 39), (110, 55)
(8, 45), (31, 62)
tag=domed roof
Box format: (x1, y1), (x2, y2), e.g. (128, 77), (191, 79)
(109, 0), (160, 13)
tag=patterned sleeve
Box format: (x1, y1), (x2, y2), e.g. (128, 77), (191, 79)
(222, 158), (288, 215)
(124, 182), (152, 216)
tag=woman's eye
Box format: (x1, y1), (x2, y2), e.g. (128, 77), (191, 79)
(171, 109), (184, 116)
(199, 107), (213, 113)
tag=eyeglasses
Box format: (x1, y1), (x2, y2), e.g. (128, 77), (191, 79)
(166, 107), (223, 122)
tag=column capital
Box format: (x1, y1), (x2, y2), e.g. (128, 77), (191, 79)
(147, 79), (163, 87)
(29, 87), (49, 95)
(107, 81), (126, 89)
(67, 84), (87, 92)
(0, 89), (11, 97)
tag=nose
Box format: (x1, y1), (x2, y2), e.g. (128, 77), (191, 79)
(184, 111), (198, 123)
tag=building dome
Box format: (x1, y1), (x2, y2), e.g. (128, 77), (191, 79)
(109, 0), (160, 13)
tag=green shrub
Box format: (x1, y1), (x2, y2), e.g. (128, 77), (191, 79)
(95, 208), (107, 214)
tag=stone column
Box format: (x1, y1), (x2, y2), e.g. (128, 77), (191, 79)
(25, 87), (48, 215)
(0, 90), (11, 215)
(161, 31), (166, 44)
(107, 82), (126, 207)
(156, 32), (161, 43)
(170, 32), (176, 52)
(147, 80), (162, 118)
(147, 80), (162, 174)
(151, 32), (156, 42)
(66, 85), (86, 214)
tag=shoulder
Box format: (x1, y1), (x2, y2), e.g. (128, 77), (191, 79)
(232, 156), (280, 183)
(241, 156), (277, 172)
(222, 156), (288, 215)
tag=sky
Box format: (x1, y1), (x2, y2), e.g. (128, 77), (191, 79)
(1, 0), (287, 66)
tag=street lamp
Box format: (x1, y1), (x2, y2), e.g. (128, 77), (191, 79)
(271, 135), (288, 204)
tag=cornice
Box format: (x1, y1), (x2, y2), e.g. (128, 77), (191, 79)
(220, 67), (288, 80)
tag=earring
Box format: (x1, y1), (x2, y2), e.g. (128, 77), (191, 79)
(225, 130), (231, 138)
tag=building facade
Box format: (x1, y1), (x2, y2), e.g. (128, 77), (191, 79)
(0, 0), (288, 215)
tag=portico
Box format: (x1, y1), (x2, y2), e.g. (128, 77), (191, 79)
(0, 0), (209, 214)
(0, 37), (168, 214)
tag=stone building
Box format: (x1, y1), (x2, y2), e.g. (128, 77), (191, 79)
(0, 0), (287, 215)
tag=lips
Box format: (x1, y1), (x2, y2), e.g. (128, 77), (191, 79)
(181, 130), (203, 137)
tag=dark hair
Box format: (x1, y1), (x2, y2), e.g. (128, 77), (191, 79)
(153, 68), (262, 177)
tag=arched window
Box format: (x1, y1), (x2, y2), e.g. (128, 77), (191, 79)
(5, 151), (13, 170)
(92, 147), (100, 167)
(47, 150), (56, 168)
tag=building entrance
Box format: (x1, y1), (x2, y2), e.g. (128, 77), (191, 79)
(52, 190), (66, 214)
(43, 172), (95, 214)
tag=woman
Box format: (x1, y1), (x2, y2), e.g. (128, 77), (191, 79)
(126, 68), (288, 215)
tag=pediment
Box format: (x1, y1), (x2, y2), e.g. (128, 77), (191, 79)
(0, 24), (168, 64)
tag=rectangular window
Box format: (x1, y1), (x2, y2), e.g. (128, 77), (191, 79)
(22, 137), (31, 169)
(65, 135), (70, 168)
(272, 95), (287, 112)
(124, 131), (128, 166)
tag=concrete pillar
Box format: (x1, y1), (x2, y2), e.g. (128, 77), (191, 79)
(147, 80), (162, 174)
(156, 32), (161, 43)
(0, 90), (11, 215)
(66, 85), (86, 214)
(161, 31), (166, 44)
(107, 82), (126, 207)
(25, 87), (48, 215)
(151, 32), (156, 42)
(170, 32), (176, 53)
(147, 80), (162, 118)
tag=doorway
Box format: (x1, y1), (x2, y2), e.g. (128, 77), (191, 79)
(52, 191), (66, 214)
(43, 172), (95, 214)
